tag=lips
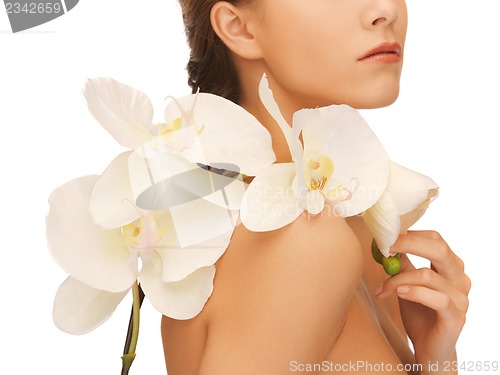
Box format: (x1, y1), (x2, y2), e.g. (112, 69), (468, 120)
(358, 42), (402, 63)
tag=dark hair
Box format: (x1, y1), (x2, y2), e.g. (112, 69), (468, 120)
(178, 0), (251, 104)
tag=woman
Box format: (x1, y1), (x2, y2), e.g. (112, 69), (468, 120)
(161, 1), (470, 373)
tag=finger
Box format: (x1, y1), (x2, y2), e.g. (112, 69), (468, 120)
(390, 232), (463, 280)
(396, 285), (466, 335)
(406, 230), (447, 239)
(375, 267), (469, 313)
(399, 241), (471, 295)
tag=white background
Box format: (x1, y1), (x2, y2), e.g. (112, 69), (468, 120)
(1, 1), (498, 373)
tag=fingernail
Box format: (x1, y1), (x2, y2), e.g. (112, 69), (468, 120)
(373, 284), (384, 296)
(397, 286), (410, 294)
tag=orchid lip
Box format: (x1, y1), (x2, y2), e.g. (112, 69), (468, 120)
(358, 42), (402, 61)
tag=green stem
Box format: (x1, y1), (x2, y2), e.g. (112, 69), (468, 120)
(130, 282), (141, 353)
(121, 281), (144, 375)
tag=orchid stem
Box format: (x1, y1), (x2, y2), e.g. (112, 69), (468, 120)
(121, 281), (145, 375)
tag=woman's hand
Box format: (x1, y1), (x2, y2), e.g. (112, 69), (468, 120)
(374, 230), (471, 375)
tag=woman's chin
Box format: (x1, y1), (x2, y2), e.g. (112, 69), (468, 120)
(345, 86), (401, 109)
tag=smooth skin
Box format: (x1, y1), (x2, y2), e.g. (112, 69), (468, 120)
(162, 1), (470, 374)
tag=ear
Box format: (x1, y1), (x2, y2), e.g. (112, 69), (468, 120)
(210, 2), (263, 60)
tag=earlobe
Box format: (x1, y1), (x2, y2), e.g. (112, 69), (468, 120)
(210, 2), (263, 60)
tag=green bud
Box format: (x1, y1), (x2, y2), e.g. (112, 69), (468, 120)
(371, 239), (384, 265)
(382, 253), (402, 276)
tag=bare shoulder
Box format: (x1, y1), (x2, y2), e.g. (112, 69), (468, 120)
(199, 210), (364, 374)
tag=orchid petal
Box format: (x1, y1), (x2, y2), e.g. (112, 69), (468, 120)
(386, 162), (439, 216)
(241, 163), (303, 231)
(130, 168), (236, 279)
(298, 105), (389, 217)
(169, 197), (239, 248)
(129, 149), (246, 213)
(129, 155), (240, 248)
(258, 74), (303, 163)
(362, 191), (400, 257)
(128, 146), (199, 208)
(53, 276), (128, 335)
(156, 226), (231, 282)
(47, 176), (138, 292)
(84, 78), (155, 149)
(90, 151), (140, 229)
(305, 190), (325, 215)
(400, 188), (439, 232)
(139, 252), (215, 319)
(163, 93), (275, 176)
(140, 210), (229, 282)
(200, 172), (246, 211)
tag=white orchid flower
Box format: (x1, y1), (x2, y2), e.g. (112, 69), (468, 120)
(240, 75), (390, 231)
(49, 78), (276, 335)
(363, 162), (439, 257)
(47, 172), (218, 335)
